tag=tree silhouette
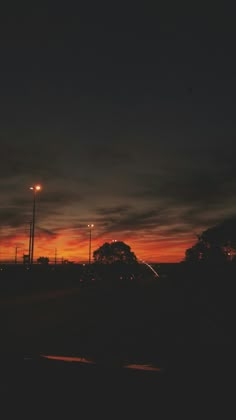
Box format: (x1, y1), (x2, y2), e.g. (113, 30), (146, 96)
(201, 219), (236, 251)
(185, 218), (236, 262)
(93, 241), (137, 264)
(37, 256), (49, 265)
(185, 240), (208, 262)
(185, 241), (227, 263)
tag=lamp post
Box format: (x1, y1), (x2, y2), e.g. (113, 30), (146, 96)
(28, 221), (32, 264)
(88, 224), (94, 264)
(29, 184), (41, 264)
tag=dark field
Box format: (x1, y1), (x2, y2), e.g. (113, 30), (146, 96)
(0, 263), (235, 415)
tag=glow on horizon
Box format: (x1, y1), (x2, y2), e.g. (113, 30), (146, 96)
(0, 230), (195, 263)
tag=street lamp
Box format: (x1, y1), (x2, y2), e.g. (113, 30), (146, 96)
(88, 224), (94, 264)
(29, 184), (42, 264)
(28, 221), (32, 264)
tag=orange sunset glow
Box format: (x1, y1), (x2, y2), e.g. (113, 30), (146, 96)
(1, 177), (233, 265)
(0, 225), (196, 264)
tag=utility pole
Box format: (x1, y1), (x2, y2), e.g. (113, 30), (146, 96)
(54, 248), (57, 265)
(15, 247), (18, 264)
(88, 224), (94, 264)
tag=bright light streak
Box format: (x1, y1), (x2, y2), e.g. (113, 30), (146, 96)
(138, 257), (159, 277)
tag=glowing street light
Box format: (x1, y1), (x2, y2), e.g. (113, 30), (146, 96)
(88, 224), (94, 264)
(29, 184), (42, 264)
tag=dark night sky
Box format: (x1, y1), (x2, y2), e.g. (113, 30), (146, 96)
(0, 3), (236, 262)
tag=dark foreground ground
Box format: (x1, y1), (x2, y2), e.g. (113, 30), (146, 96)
(2, 355), (231, 418)
(0, 263), (235, 416)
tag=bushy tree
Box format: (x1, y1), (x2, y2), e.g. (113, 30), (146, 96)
(93, 241), (137, 264)
(185, 242), (228, 263)
(185, 218), (236, 262)
(37, 256), (49, 265)
(201, 219), (236, 251)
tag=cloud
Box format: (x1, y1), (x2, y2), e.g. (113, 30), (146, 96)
(0, 207), (30, 228)
(1, 111), (236, 264)
(135, 167), (235, 207)
(96, 205), (131, 216)
(37, 227), (58, 238)
(85, 143), (132, 168)
(93, 207), (178, 237)
(0, 139), (58, 179)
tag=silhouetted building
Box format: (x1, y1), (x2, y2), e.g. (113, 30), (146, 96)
(23, 254), (30, 264)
